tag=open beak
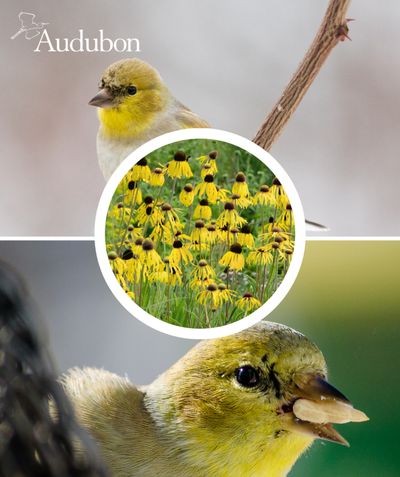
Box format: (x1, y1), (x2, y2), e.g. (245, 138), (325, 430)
(88, 89), (115, 109)
(280, 375), (368, 446)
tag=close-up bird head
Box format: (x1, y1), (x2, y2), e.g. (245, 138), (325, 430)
(89, 58), (170, 137)
(145, 321), (367, 476)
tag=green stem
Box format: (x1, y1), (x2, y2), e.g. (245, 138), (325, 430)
(117, 179), (141, 256)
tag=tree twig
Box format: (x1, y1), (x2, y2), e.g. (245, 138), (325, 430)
(253, 0), (352, 151)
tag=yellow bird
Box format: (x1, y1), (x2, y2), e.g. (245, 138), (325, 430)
(89, 58), (210, 181)
(62, 322), (367, 477)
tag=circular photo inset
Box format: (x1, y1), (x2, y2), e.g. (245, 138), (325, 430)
(95, 129), (305, 338)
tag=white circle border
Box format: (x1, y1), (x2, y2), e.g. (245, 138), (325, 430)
(95, 128), (306, 340)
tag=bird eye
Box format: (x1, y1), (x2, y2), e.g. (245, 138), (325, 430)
(234, 366), (259, 388)
(127, 86), (137, 95)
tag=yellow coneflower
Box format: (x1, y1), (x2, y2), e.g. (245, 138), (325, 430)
(191, 259), (216, 280)
(232, 172), (249, 198)
(110, 202), (132, 221)
(194, 199), (212, 220)
(190, 220), (209, 243)
(197, 283), (222, 307)
(284, 249), (294, 267)
(219, 243), (245, 270)
(270, 177), (290, 209)
(131, 157), (151, 182)
(190, 241), (210, 252)
(124, 289), (135, 301)
(150, 220), (172, 244)
(253, 185), (276, 206)
(260, 226), (291, 244)
(150, 167), (165, 187)
(246, 247), (273, 267)
(206, 224), (219, 245)
(168, 151), (193, 179)
(174, 230), (191, 242)
(217, 224), (233, 246)
(231, 193), (253, 209)
(217, 283), (237, 303)
(230, 227), (240, 243)
(216, 201), (247, 228)
(170, 239), (193, 266)
(277, 203), (294, 230)
(237, 224), (255, 249)
(189, 276), (216, 291)
(108, 251), (127, 287)
(161, 203), (182, 233)
(124, 180), (142, 206)
(136, 196), (154, 224)
(194, 174), (218, 203)
(123, 250), (143, 284)
(150, 258), (182, 286)
(108, 251), (126, 274)
(139, 238), (162, 269)
(149, 262), (168, 284)
(179, 184), (195, 206)
(216, 185), (230, 203)
(124, 224), (142, 241)
(207, 150), (219, 173)
(235, 292), (261, 311)
(201, 163), (214, 180)
(269, 240), (289, 262)
(131, 237), (145, 255)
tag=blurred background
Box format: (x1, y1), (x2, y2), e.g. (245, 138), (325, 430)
(0, 239), (398, 475)
(1, 1), (400, 236)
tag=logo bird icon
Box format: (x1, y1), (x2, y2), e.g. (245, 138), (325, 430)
(11, 12), (48, 40)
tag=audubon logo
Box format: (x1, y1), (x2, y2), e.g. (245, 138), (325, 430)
(11, 12), (48, 40)
(12, 12), (140, 53)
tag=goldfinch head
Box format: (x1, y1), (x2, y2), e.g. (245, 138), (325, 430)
(146, 321), (368, 476)
(89, 59), (172, 136)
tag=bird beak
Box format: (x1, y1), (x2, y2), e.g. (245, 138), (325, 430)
(88, 89), (115, 109)
(280, 375), (368, 446)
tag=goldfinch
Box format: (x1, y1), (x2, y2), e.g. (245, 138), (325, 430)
(89, 58), (210, 180)
(62, 322), (367, 477)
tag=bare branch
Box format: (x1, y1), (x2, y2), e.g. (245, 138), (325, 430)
(253, 0), (352, 151)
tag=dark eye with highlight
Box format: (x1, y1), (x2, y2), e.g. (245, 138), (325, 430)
(127, 86), (137, 95)
(234, 366), (259, 388)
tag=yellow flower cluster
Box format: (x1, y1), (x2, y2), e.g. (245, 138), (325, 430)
(105, 143), (296, 328)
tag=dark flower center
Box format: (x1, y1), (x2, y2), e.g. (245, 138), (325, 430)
(137, 157), (147, 166)
(142, 239), (155, 251)
(230, 243), (242, 254)
(162, 203), (172, 211)
(174, 151), (186, 162)
(235, 172), (246, 183)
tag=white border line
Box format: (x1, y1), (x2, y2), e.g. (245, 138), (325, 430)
(306, 237), (400, 241)
(1, 236), (399, 241)
(94, 128), (306, 339)
(0, 237), (94, 241)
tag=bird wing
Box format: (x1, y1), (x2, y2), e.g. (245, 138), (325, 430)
(176, 104), (211, 129)
(19, 12), (35, 27)
(25, 29), (41, 40)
